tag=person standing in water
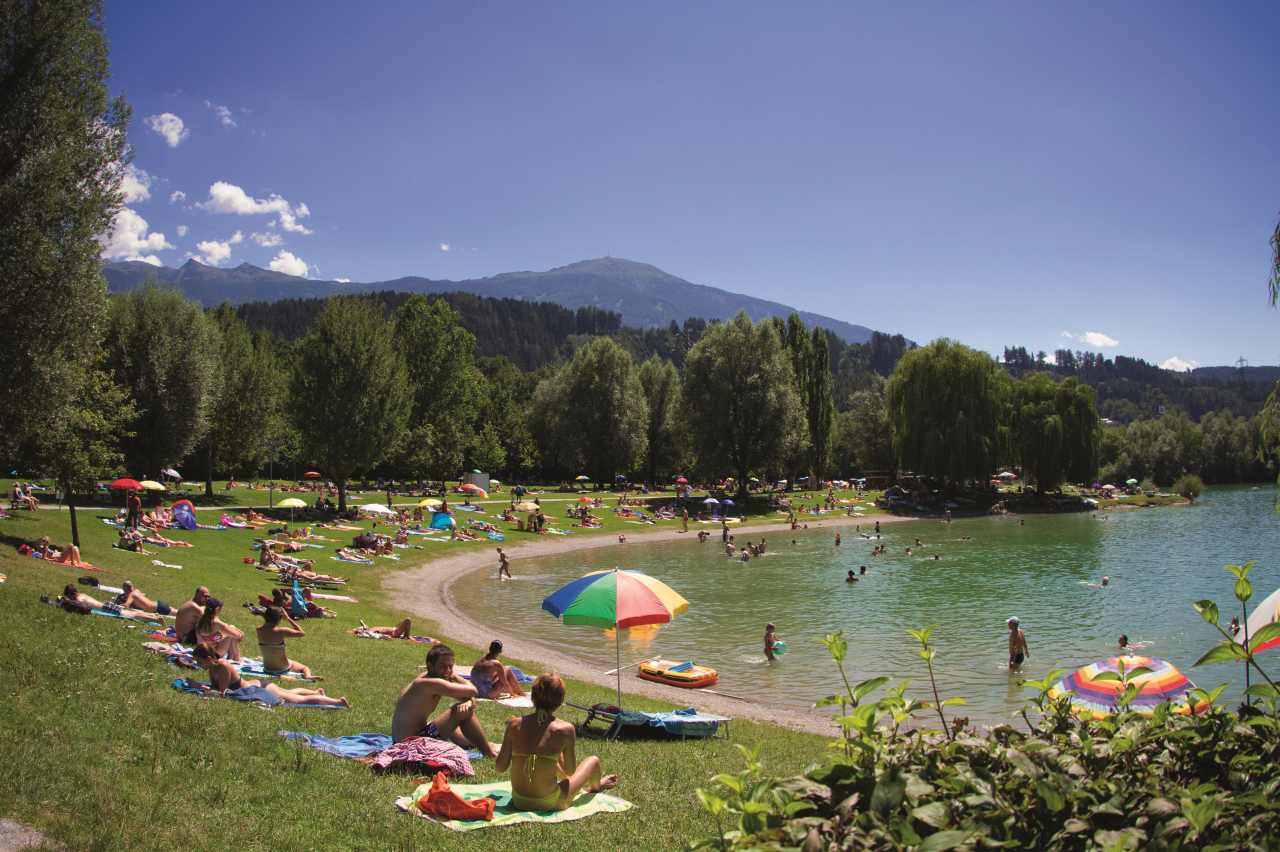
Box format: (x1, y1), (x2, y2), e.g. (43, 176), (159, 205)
(1007, 617), (1029, 670)
(496, 547), (511, 580)
(764, 622), (781, 662)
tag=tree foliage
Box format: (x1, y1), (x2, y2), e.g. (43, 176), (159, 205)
(526, 337), (647, 482)
(637, 354), (682, 483)
(1008, 372), (1102, 490)
(103, 281), (221, 476)
(0, 0), (130, 456)
(680, 311), (807, 489)
(887, 339), (1010, 482)
(291, 296), (410, 509)
(834, 375), (894, 475)
(392, 295), (480, 479)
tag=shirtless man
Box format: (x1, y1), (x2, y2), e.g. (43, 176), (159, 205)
(496, 547), (511, 580)
(391, 644), (499, 756)
(61, 584), (167, 625)
(1007, 617), (1029, 670)
(471, 640), (527, 698)
(173, 587), (241, 658)
(116, 581), (175, 616)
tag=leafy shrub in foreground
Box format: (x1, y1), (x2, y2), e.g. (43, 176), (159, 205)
(694, 564), (1280, 852)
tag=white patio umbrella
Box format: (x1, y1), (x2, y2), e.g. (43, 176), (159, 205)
(360, 503), (395, 515)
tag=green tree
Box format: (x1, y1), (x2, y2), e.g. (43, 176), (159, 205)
(292, 296), (411, 510)
(886, 339), (1010, 483)
(1008, 372), (1102, 491)
(198, 303), (283, 494)
(103, 281), (221, 477)
(834, 375), (894, 475)
(392, 295), (480, 479)
(0, 0), (131, 457)
(637, 354), (682, 484)
(475, 356), (540, 480)
(679, 311), (807, 491)
(807, 327), (836, 478)
(527, 338), (647, 483)
(39, 356), (136, 494)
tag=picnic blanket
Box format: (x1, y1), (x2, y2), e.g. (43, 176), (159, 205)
(279, 731), (480, 768)
(394, 779), (633, 831)
(361, 736), (478, 775)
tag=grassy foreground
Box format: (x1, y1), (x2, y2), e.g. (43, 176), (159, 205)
(0, 488), (833, 851)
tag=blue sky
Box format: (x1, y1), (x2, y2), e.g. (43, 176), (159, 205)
(101, 2), (1280, 370)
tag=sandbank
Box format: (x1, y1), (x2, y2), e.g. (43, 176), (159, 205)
(383, 509), (923, 737)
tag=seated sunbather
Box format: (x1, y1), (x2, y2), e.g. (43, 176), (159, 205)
(60, 584), (167, 625)
(393, 528), (409, 545)
(256, 606), (319, 678)
(188, 643), (347, 706)
(471, 640), (527, 698)
(180, 596), (244, 661)
(390, 644), (498, 755)
(496, 673), (617, 811)
(347, 618), (412, 638)
(471, 520), (500, 534)
(117, 529), (155, 555)
(115, 580), (174, 615)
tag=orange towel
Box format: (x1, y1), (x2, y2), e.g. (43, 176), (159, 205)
(417, 771), (495, 821)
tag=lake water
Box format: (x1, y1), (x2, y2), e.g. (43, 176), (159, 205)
(450, 485), (1280, 725)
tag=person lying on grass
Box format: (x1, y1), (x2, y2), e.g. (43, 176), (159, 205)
(347, 618), (413, 638)
(177, 592), (244, 661)
(260, 546), (315, 572)
(117, 528), (155, 555)
(141, 530), (193, 547)
(278, 564), (347, 584)
(59, 584), (168, 625)
(115, 580), (176, 616)
(35, 536), (87, 566)
(471, 640), (528, 699)
(187, 643), (348, 706)
(450, 527), (482, 541)
(391, 644), (499, 756)
(256, 605), (321, 678)
(496, 673), (618, 812)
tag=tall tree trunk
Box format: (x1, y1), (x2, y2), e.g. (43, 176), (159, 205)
(205, 444), (215, 498)
(338, 479), (348, 512)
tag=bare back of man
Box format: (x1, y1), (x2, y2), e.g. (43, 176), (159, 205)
(173, 587), (210, 639)
(391, 647), (498, 756)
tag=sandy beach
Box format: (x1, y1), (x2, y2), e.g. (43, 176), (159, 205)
(383, 508), (924, 737)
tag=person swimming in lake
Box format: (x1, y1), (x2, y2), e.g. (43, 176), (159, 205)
(496, 673), (617, 812)
(845, 570), (857, 583)
(1118, 634), (1129, 649)
(859, 565), (867, 574)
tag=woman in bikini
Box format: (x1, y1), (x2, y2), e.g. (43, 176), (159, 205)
(182, 598), (244, 661)
(37, 536), (86, 566)
(188, 643), (346, 706)
(255, 605), (320, 679)
(495, 673), (617, 812)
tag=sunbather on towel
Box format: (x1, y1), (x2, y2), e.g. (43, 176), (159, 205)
(471, 640), (527, 699)
(142, 531), (192, 547)
(450, 527), (481, 541)
(36, 536), (87, 566)
(256, 605), (320, 679)
(260, 547), (315, 572)
(347, 618), (412, 638)
(117, 528), (156, 555)
(189, 643), (347, 706)
(281, 564), (348, 584)
(59, 584), (168, 624)
(176, 589), (243, 661)
(392, 644), (499, 757)
(115, 580), (175, 615)
(496, 673), (618, 811)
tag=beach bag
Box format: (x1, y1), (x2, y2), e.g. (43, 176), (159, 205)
(16, 544), (31, 555)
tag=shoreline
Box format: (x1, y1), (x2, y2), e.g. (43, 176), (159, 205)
(382, 510), (924, 738)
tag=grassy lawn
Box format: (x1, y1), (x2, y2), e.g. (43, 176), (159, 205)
(0, 483), (838, 851)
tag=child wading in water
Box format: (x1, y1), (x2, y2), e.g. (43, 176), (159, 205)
(764, 622), (782, 662)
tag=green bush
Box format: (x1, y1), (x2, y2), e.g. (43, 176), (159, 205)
(1174, 473), (1205, 501)
(693, 563), (1280, 851)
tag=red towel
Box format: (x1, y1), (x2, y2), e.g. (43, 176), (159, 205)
(417, 771), (494, 821)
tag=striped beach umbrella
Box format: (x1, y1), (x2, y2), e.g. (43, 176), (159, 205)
(1048, 655), (1207, 719)
(1238, 586), (1280, 654)
(543, 569), (689, 708)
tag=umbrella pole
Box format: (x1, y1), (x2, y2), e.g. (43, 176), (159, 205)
(615, 624), (622, 710)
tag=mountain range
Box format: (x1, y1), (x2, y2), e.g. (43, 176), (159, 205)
(103, 256), (876, 344)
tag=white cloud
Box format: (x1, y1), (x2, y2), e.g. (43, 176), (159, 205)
(98, 208), (174, 260)
(335, 278), (350, 283)
(120, 164), (152, 203)
(197, 181), (313, 234)
(144, 113), (188, 147)
(251, 231), (283, 247)
(175, 225), (188, 237)
(205, 101), (237, 128)
(1061, 331), (1120, 348)
(192, 231), (243, 266)
(268, 250), (309, 277)
(1161, 357), (1199, 372)
(439, 243), (450, 251)
(169, 190), (185, 204)
(127, 255), (163, 266)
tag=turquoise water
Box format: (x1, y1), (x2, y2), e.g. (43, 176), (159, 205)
(450, 485), (1280, 725)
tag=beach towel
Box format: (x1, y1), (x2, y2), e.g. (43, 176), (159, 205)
(332, 556), (374, 565)
(360, 736), (477, 776)
(487, 532), (505, 541)
(278, 731), (480, 764)
(171, 678), (342, 709)
(479, 695), (534, 708)
(150, 559), (182, 569)
(353, 628), (440, 643)
(394, 779), (633, 831)
(310, 593), (358, 603)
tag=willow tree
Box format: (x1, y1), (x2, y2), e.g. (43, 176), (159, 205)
(1009, 372), (1102, 491)
(680, 311), (808, 491)
(886, 338), (1009, 482)
(292, 296), (410, 510)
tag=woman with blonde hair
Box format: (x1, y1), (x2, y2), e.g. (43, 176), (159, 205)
(495, 673), (617, 811)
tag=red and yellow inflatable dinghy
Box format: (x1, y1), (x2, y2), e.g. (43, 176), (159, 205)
(637, 658), (718, 689)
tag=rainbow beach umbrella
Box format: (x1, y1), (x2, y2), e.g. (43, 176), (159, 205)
(1048, 655), (1208, 719)
(543, 569), (689, 708)
(1238, 586), (1280, 654)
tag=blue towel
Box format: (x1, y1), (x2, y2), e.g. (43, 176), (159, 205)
(279, 731), (482, 760)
